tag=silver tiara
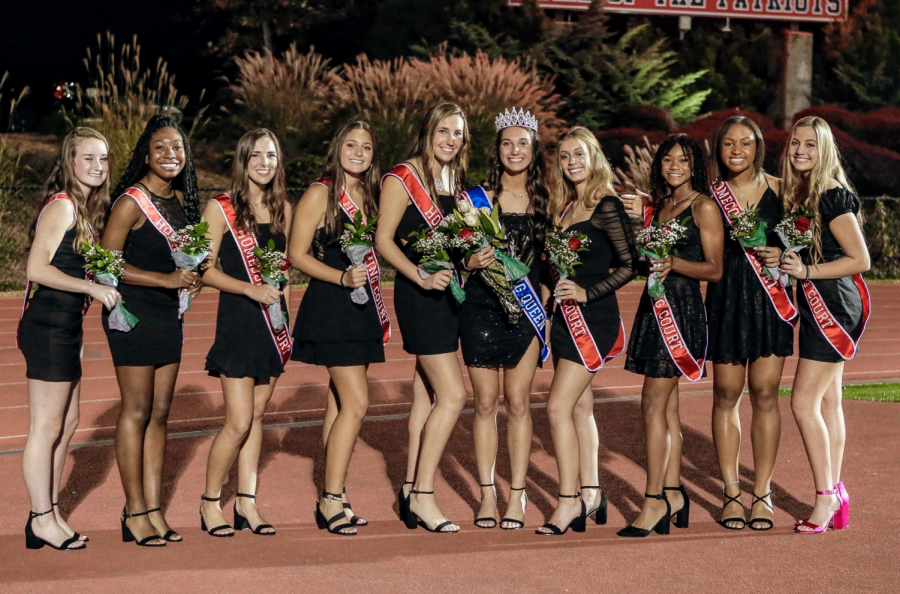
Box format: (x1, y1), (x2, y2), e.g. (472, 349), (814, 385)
(495, 107), (538, 132)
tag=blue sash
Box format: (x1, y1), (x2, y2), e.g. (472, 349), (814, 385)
(461, 186), (550, 362)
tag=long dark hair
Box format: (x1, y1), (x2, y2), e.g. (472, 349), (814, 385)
(712, 115), (766, 183)
(227, 129), (287, 235)
(485, 126), (551, 252)
(322, 121), (380, 241)
(649, 134), (709, 211)
(113, 115), (201, 223)
(405, 103), (470, 207)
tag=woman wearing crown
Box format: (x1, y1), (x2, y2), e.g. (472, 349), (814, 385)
(459, 108), (551, 530)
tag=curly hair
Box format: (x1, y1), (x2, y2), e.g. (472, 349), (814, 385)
(321, 121), (380, 242)
(112, 115), (201, 223)
(227, 129), (287, 235)
(649, 134), (710, 211)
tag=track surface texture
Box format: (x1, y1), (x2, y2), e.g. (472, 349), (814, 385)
(0, 283), (898, 593)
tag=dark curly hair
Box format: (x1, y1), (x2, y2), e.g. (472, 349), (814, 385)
(484, 127), (551, 252)
(112, 115), (201, 223)
(649, 134), (709, 211)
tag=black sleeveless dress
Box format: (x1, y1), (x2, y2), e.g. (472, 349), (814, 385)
(293, 209), (385, 367)
(798, 188), (866, 362)
(626, 204), (708, 378)
(206, 223), (289, 381)
(19, 216), (89, 382)
(551, 196), (638, 366)
(460, 210), (543, 368)
(394, 193), (460, 355)
(705, 186), (795, 364)
(102, 190), (188, 367)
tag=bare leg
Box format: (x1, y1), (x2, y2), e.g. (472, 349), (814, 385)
(746, 355), (785, 527)
(469, 366), (500, 527)
(573, 382), (600, 512)
(500, 339), (539, 528)
(51, 380), (83, 539)
(821, 372), (846, 484)
(322, 383), (338, 448)
(663, 383), (685, 514)
(235, 379), (278, 533)
(144, 363), (180, 540)
(711, 362), (747, 528)
(404, 365), (433, 494)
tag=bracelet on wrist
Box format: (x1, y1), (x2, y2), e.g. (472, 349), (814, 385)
(804, 264), (811, 282)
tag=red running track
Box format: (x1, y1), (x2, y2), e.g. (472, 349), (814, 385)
(0, 283), (898, 592)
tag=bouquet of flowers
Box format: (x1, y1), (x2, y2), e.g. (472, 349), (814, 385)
(81, 241), (138, 331)
(170, 218), (212, 315)
(547, 226), (591, 281)
(339, 211), (379, 305)
(409, 226), (467, 304)
(635, 218), (690, 299)
(773, 205), (814, 287)
(728, 208), (779, 281)
(252, 239), (290, 330)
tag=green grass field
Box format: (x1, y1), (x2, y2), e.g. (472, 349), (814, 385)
(778, 383), (900, 402)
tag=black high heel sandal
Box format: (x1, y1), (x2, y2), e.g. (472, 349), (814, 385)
(617, 493), (671, 538)
(121, 508), (166, 547)
(719, 482), (746, 530)
(25, 510), (85, 550)
(342, 487), (367, 527)
(406, 489), (459, 533)
(581, 485), (607, 525)
(500, 486), (528, 530)
(52, 502), (88, 542)
(398, 481), (414, 525)
(475, 483), (498, 529)
(748, 491), (774, 531)
(200, 495), (234, 537)
(234, 493), (275, 535)
(664, 485), (691, 529)
(316, 491), (356, 535)
(146, 507), (181, 541)
(536, 493), (587, 535)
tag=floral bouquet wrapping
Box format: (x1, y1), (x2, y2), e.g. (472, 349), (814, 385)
(170, 219), (212, 316)
(253, 238), (291, 330)
(635, 218), (690, 299)
(773, 205), (814, 287)
(339, 211), (379, 305)
(546, 227), (591, 300)
(409, 226), (467, 304)
(81, 241), (138, 331)
(728, 208), (780, 281)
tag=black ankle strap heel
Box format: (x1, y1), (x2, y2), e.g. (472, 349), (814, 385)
(407, 490), (458, 533)
(536, 493), (586, 535)
(616, 493), (671, 538)
(316, 491), (355, 536)
(500, 486), (528, 531)
(342, 487), (367, 527)
(26, 509), (84, 551)
(199, 495), (234, 537)
(475, 483), (498, 530)
(581, 485), (608, 525)
(121, 508), (165, 547)
(234, 493), (275, 535)
(398, 481), (414, 526)
(664, 485), (691, 529)
(719, 481), (746, 530)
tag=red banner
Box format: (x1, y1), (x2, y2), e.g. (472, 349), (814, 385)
(382, 164), (445, 231)
(801, 274), (871, 361)
(120, 187), (177, 250)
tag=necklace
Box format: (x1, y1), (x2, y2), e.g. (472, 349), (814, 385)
(504, 187), (528, 200)
(732, 178), (759, 203)
(434, 178), (444, 192)
(672, 190), (698, 206)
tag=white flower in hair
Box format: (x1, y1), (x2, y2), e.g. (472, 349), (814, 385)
(495, 107), (539, 132)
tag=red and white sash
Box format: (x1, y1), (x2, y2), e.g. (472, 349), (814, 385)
(642, 206), (706, 381)
(17, 194), (91, 349)
(553, 202), (624, 371)
(212, 194), (293, 365)
(710, 181), (798, 325)
(312, 179), (391, 345)
(801, 275), (871, 361)
(382, 164), (445, 231)
(119, 186), (178, 249)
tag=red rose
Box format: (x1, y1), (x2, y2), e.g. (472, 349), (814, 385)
(459, 228), (475, 240)
(794, 217), (810, 233)
(280, 259), (291, 271)
(568, 237), (582, 251)
(662, 225), (672, 232)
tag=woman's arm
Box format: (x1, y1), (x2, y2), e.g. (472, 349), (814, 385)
(653, 197), (724, 284)
(781, 213), (870, 280)
(282, 200), (293, 311)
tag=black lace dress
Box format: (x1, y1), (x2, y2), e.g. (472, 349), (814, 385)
(460, 211), (543, 368)
(798, 188), (867, 362)
(550, 196), (638, 366)
(705, 186), (795, 364)
(626, 203), (708, 378)
(206, 223), (289, 381)
(393, 193), (460, 356)
(293, 209), (385, 367)
(103, 189), (189, 367)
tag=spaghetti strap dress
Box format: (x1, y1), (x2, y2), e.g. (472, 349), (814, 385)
(625, 203), (708, 378)
(798, 188), (866, 362)
(393, 193), (460, 356)
(551, 196), (638, 366)
(19, 203), (89, 382)
(206, 223), (289, 381)
(102, 190), (188, 367)
(292, 209), (385, 367)
(705, 185), (794, 364)
(460, 210), (543, 368)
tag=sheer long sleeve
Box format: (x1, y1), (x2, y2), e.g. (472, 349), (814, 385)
(584, 196), (638, 303)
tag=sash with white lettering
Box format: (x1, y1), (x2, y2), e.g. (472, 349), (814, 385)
(120, 186), (178, 249)
(461, 185), (549, 361)
(801, 275), (871, 361)
(382, 163), (445, 231)
(550, 202), (625, 371)
(642, 206), (706, 381)
(211, 194), (293, 365)
(17, 194), (92, 349)
(312, 179), (391, 345)
(710, 181), (798, 325)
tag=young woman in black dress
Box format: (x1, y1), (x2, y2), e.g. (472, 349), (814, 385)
(291, 121), (386, 536)
(778, 117), (870, 534)
(199, 129), (292, 537)
(705, 116), (791, 531)
(461, 109), (551, 530)
(375, 103), (470, 533)
(536, 127), (638, 535)
(619, 135), (723, 538)
(101, 115), (203, 547)
(19, 128), (120, 551)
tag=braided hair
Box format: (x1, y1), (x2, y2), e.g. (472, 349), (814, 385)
(648, 134), (709, 211)
(112, 115), (201, 223)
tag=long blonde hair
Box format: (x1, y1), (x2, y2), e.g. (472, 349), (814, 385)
(550, 127), (616, 219)
(780, 116), (861, 264)
(405, 103), (470, 206)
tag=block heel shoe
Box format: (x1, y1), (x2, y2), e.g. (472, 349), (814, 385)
(617, 493), (671, 538)
(121, 508), (166, 547)
(582, 485), (607, 526)
(234, 493), (275, 535)
(536, 493), (587, 535)
(200, 495), (234, 537)
(316, 491), (356, 535)
(664, 485), (690, 529)
(25, 510), (85, 551)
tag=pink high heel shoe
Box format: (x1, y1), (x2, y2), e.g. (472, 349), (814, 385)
(795, 489), (842, 534)
(833, 481), (850, 529)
